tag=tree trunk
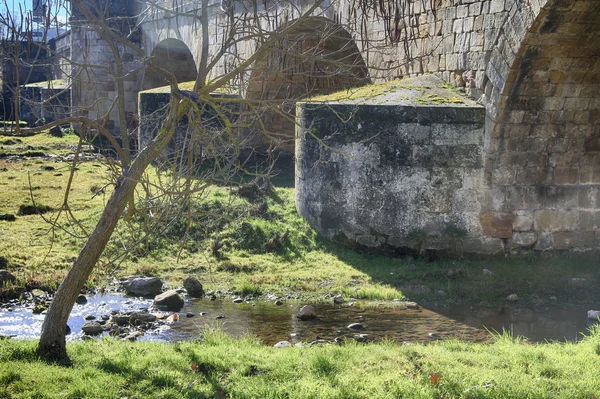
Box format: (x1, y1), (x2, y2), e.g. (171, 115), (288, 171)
(37, 101), (182, 361)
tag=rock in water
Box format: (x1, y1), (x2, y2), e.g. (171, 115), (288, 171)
(587, 310), (600, 320)
(297, 305), (317, 320)
(347, 323), (364, 330)
(154, 290), (184, 311)
(123, 277), (163, 297)
(333, 295), (344, 304)
(183, 276), (204, 298)
(75, 294), (88, 304)
(82, 321), (103, 335)
(0, 269), (16, 286)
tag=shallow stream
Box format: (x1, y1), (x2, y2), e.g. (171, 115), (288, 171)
(0, 293), (598, 344)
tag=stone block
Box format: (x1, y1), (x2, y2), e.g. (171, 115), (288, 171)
(579, 211), (600, 231)
(534, 232), (554, 251)
(469, 2), (482, 16)
(456, 5), (468, 18)
(480, 212), (513, 238)
(554, 167), (579, 185)
(462, 236), (505, 254)
(553, 231), (596, 250)
(397, 123), (431, 144)
(580, 166), (600, 184)
(578, 187), (598, 209)
(431, 124), (483, 145)
(490, 0), (505, 13)
(534, 210), (579, 232)
(513, 215), (533, 231)
(512, 232), (537, 247)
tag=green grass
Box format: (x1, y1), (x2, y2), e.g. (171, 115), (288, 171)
(1, 327), (600, 398)
(1, 129), (599, 307)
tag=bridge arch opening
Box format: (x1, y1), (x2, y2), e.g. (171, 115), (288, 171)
(245, 17), (370, 153)
(483, 0), (600, 251)
(141, 38), (197, 91)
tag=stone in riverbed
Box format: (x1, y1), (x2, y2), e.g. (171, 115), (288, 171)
(347, 323), (364, 330)
(82, 321), (103, 335)
(333, 295), (344, 304)
(232, 297), (243, 304)
(183, 276), (204, 298)
(154, 290), (184, 311)
(587, 310), (600, 320)
(274, 341), (291, 348)
(123, 277), (163, 297)
(75, 294), (88, 304)
(296, 305), (317, 320)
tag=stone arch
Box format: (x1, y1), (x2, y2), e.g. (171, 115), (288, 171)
(141, 38), (197, 90)
(244, 17), (370, 152)
(481, 0), (600, 252)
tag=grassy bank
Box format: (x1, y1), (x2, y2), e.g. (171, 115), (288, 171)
(1, 130), (599, 307)
(1, 328), (600, 399)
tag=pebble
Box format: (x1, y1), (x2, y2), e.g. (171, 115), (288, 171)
(233, 297), (243, 304)
(347, 323), (364, 330)
(333, 295), (344, 304)
(354, 334), (368, 342)
(215, 315), (225, 319)
(274, 300), (284, 306)
(75, 294), (88, 304)
(274, 341), (291, 348)
(186, 312), (195, 318)
(84, 314), (96, 321)
(428, 332), (442, 339)
(507, 294), (519, 302)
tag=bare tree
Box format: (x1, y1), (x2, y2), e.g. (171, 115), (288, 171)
(0, 0), (430, 361)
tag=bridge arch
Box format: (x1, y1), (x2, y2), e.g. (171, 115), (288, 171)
(482, 0), (600, 250)
(244, 16), (370, 152)
(141, 38), (197, 91)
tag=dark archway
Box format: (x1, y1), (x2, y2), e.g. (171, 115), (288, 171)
(482, 0), (600, 251)
(141, 38), (197, 90)
(245, 17), (370, 153)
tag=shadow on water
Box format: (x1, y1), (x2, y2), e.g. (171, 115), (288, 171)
(0, 293), (597, 345)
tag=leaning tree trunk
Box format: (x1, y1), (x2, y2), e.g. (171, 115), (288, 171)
(37, 101), (182, 361)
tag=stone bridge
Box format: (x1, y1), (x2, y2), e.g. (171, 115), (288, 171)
(65, 0), (599, 255)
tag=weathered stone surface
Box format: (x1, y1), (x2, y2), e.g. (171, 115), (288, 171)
(297, 305), (317, 320)
(506, 294), (519, 302)
(588, 310), (600, 320)
(534, 211), (579, 232)
(153, 290), (184, 311)
(274, 341), (292, 348)
(123, 277), (163, 297)
(183, 276), (204, 298)
(296, 75), (487, 254)
(82, 321), (103, 335)
(512, 215), (533, 232)
(479, 212), (513, 239)
(512, 232), (537, 247)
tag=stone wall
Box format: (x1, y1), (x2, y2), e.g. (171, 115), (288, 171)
(296, 76), (492, 254)
(19, 83), (71, 124)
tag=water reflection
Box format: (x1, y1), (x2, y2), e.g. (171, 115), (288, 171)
(0, 293), (597, 344)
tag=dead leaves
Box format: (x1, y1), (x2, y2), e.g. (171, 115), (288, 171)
(429, 372), (443, 385)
